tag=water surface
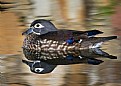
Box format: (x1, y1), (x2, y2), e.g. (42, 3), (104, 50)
(0, 0), (121, 86)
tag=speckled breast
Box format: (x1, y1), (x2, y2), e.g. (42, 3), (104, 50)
(23, 34), (82, 51)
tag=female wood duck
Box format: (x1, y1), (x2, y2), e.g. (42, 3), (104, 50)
(22, 19), (117, 51)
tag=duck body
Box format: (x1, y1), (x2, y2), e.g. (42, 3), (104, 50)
(23, 30), (117, 51)
(23, 30), (86, 51)
(22, 19), (117, 51)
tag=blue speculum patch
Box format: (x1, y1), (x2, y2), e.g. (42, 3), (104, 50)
(66, 38), (74, 44)
(66, 55), (73, 60)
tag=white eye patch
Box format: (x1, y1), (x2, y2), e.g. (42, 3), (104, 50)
(34, 68), (44, 73)
(34, 23), (44, 28)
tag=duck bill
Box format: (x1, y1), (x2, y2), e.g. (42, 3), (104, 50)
(22, 27), (33, 35)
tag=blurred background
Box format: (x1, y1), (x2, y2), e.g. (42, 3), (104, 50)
(0, 0), (121, 86)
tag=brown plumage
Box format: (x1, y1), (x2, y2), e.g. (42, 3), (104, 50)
(23, 32), (117, 50)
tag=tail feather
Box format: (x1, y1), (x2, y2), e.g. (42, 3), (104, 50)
(102, 36), (117, 42)
(81, 36), (117, 48)
(92, 36), (117, 48)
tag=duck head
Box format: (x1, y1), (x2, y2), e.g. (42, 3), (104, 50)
(22, 19), (57, 35)
(22, 60), (57, 74)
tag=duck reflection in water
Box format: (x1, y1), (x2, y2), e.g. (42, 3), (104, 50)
(22, 48), (117, 74)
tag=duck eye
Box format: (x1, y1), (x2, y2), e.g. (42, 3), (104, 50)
(34, 23), (44, 28)
(36, 24), (40, 27)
